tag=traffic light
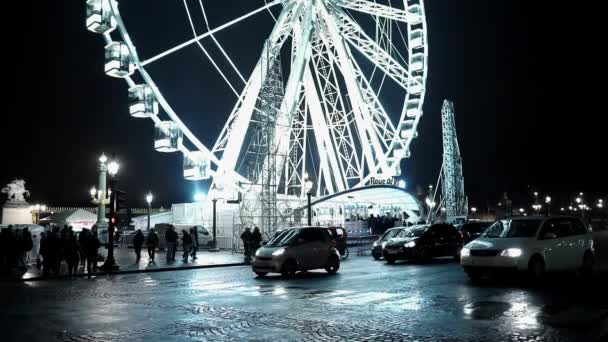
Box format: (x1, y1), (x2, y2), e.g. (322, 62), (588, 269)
(113, 188), (128, 212)
(110, 214), (118, 226)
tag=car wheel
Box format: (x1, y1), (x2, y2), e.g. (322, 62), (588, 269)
(528, 255), (545, 283)
(255, 272), (268, 277)
(325, 255), (340, 274)
(340, 247), (349, 260)
(580, 251), (595, 278)
(385, 256), (396, 264)
(418, 247), (431, 261)
(280, 259), (298, 278)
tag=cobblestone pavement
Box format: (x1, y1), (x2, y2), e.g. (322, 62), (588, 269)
(1, 256), (606, 341)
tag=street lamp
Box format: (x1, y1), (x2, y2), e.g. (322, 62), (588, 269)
(545, 196), (552, 216)
(30, 204), (46, 224)
(575, 197), (582, 204)
(471, 207), (477, 214)
(146, 192), (153, 232)
(519, 208), (525, 215)
(100, 156), (120, 272)
(305, 180), (314, 226)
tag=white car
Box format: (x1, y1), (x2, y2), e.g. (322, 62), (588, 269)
(460, 216), (595, 281)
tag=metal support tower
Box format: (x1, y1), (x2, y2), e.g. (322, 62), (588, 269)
(440, 100), (467, 224)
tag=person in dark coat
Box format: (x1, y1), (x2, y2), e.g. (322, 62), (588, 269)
(78, 229), (88, 268)
(165, 226), (177, 263)
(83, 229), (100, 278)
(64, 230), (80, 277)
(251, 227), (262, 253)
(133, 229), (144, 263)
(182, 230), (193, 262)
(240, 227), (253, 264)
(190, 227), (198, 261)
(19, 227), (33, 271)
(146, 228), (159, 263)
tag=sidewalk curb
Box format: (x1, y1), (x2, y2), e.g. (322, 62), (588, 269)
(1, 262), (246, 282)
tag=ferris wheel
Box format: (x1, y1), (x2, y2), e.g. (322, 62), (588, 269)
(85, 0), (428, 200)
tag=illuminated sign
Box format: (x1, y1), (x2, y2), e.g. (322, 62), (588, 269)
(367, 177), (398, 186)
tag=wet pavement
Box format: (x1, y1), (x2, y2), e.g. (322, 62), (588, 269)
(1, 256), (606, 341)
(17, 248), (243, 280)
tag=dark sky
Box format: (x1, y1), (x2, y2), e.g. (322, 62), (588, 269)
(3, 1), (604, 209)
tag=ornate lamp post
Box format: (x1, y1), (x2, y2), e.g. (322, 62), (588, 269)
(91, 154), (111, 231)
(146, 192), (153, 232)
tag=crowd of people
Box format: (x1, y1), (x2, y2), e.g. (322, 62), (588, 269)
(0, 225), (33, 275)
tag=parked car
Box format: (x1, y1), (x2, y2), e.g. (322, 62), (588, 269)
(460, 216), (595, 282)
(456, 221), (491, 244)
(371, 226), (408, 260)
(252, 226), (340, 277)
(382, 224), (463, 264)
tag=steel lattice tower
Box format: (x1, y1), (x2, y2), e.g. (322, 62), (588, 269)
(441, 100), (467, 223)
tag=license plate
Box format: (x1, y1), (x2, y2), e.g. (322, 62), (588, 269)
(387, 249), (399, 254)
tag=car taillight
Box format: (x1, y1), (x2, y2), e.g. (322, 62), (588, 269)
(460, 231), (464, 239)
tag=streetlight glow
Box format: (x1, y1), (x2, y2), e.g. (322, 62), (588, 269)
(575, 197), (582, 204)
(146, 192), (153, 204)
(194, 193), (206, 202)
(107, 161), (120, 176)
(471, 207), (477, 213)
(545, 196), (551, 203)
(305, 180), (314, 193)
(90, 187), (97, 197)
(99, 153), (107, 164)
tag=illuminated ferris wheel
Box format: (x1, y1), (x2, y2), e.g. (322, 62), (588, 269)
(85, 0), (428, 200)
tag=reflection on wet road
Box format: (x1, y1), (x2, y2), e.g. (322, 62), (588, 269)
(1, 256), (606, 341)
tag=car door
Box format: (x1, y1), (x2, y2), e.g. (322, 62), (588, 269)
(425, 226), (443, 257)
(567, 218), (590, 269)
(537, 219), (569, 270)
(445, 225), (462, 256)
(294, 229), (316, 269)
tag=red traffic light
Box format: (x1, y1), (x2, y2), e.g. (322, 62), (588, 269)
(110, 215), (118, 225)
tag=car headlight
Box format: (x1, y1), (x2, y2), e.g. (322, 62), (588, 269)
(460, 248), (470, 257)
(381, 241), (388, 248)
(255, 249), (262, 257)
(373, 241), (379, 247)
(272, 248), (285, 256)
(500, 248), (522, 258)
(404, 241), (416, 248)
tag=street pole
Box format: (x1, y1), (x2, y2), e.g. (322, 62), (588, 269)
(307, 192), (312, 226)
(211, 198), (219, 251)
(101, 177), (119, 271)
(147, 201), (151, 232)
(96, 159), (108, 230)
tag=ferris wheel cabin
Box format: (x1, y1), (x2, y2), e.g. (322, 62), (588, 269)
(154, 121), (183, 153)
(406, 99), (421, 118)
(406, 4), (423, 25)
(128, 85), (158, 118)
(183, 152), (211, 181)
(85, 0), (116, 34)
(104, 42), (134, 78)
(409, 29), (425, 49)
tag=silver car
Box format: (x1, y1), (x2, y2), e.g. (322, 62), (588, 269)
(252, 227), (341, 277)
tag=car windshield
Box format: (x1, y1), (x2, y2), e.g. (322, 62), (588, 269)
(382, 229), (401, 240)
(265, 229), (300, 247)
(482, 219), (542, 238)
(397, 227), (427, 238)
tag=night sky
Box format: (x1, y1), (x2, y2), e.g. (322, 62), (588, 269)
(3, 1), (604, 209)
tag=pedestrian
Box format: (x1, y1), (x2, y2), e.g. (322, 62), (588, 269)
(83, 228), (100, 278)
(165, 226), (177, 263)
(65, 230), (80, 277)
(20, 227), (33, 272)
(240, 227), (253, 264)
(182, 230), (193, 262)
(133, 229), (144, 263)
(147, 228), (159, 263)
(78, 229), (88, 268)
(190, 227), (198, 261)
(251, 227), (262, 253)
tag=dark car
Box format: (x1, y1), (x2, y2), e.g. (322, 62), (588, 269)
(456, 221), (491, 244)
(382, 224), (463, 264)
(371, 226), (408, 260)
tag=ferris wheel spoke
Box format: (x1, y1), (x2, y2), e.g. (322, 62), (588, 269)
(257, 4), (315, 190)
(182, 0), (240, 97)
(334, 12), (415, 91)
(317, 2), (390, 177)
(304, 66), (346, 193)
(335, 0), (409, 23)
(141, 0), (282, 67)
(214, 2), (302, 182)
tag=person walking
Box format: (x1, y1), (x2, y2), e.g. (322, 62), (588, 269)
(182, 230), (193, 262)
(83, 229), (100, 278)
(146, 228), (159, 263)
(65, 230), (80, 277)
(19, 227), (33, 272)
(78, 229), (88, 268)
(240, 227), (253, 264)
(133, 229), (144, 263)
(165, 226), (177, 263)
(190, 227), (198, 261)
(251, 227), (262, 254)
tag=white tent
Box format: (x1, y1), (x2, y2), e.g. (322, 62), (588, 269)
(131, 211), (173, 231)
(40, 209), (98, 232)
